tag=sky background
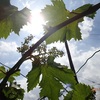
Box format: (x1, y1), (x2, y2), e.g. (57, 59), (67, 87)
(0, 0), (100, 100)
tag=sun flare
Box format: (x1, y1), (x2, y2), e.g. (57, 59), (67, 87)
(29, 10), (45, 34)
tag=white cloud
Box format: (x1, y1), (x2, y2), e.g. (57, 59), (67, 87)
(79, 17), (94, 39)
(24, 87), (40, 100)
(20, 60), (32, 76)
(21, 60), (32, 70)
(17, 78), (40, 100)
(0, 41), (19, 61)
(17, 78), (27, 91)
(0, 41), (18, 52)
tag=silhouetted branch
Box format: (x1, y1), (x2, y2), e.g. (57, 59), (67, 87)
(65, 41), (78, 83)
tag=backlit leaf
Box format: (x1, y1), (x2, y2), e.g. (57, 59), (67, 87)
(64, 83), (94, 100)
(41, 0), (95, 44)
(0, 0), (10, 6)
(8, 71), (20, 82)
(72, 84), (93, 100)
(0, 66), (6, 79)
(39, 65), (76, 100)
(27, 65), (41, 91)
(0, 66), (20, 82)
(40, 65), (63, 100)
(0, 3), (31, 38)
(11, 7), (31, 34)
(64, 91), (73, 100)
(49, 67), (76, 86)
(3, 87), (25, 100)
(27, 62), (76, 100)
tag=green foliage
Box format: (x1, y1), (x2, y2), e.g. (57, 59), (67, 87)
(40, 65), (63, 100)
(48, 66), (76, 86)
(0, 0), (98, 100)
(3, 86), (25, 100)
(27, 65), (41, 91)
(64, 91), (73, 100)
(0, 0), (10, 6)
(26, 46), (74, 100)
(71, 4), (96, 19)
(41, 0), (95, 44)
(0, 66), (20, 82)
(17, 34), (64, 60)
(9, 71), (20, 82)
(72, 4), (92, 13)
(64, 83), (96, 100)
(17, 34), (33, 55)
(0, 66), (6, 79)
(27, 64), (76, 100)
(0, 0), (31, 38)
(0, 66), (24, 100)
(73, 84), (95, 100)
(11, 7), (31, 34)
(18, 34), (96, 100)
(23, 35), (76, 99)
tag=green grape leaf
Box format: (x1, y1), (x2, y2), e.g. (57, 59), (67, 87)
(64, 91), (73, 100)
(0, 3), (31, 38)
(39, 65), (76, 100)
(27, 65), (41, 91)
(27, 53), (76, 99)
(64, 83), (93, 100)
(47, 55), (66, 68)
(47, 56), (55, 65)
(72, 4), (92, 13)
(72, 4), (96, 19)
(0, 0), (10, 6)
(0, 66), (6, 79)
(11, 7), (31, 34)
(8, 71), (20, 82)
(0, 66), (20, 82)
(41, 0), (95, 44)
(40, 65), (63, 100)
(11, 70), (20, 77)
(49, 67), (76, 86)
(41, 0), (69, 44)
(72, 84), (93, 100)
(3, 87), (25, 100)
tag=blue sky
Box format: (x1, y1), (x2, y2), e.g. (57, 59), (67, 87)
(0, 0), (100, 100)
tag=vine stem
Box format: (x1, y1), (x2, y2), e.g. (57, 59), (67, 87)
(65, 41), (78, 83)
(0, 3), (100, 91)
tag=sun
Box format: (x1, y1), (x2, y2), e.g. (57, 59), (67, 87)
(29, 10), (45, 34)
